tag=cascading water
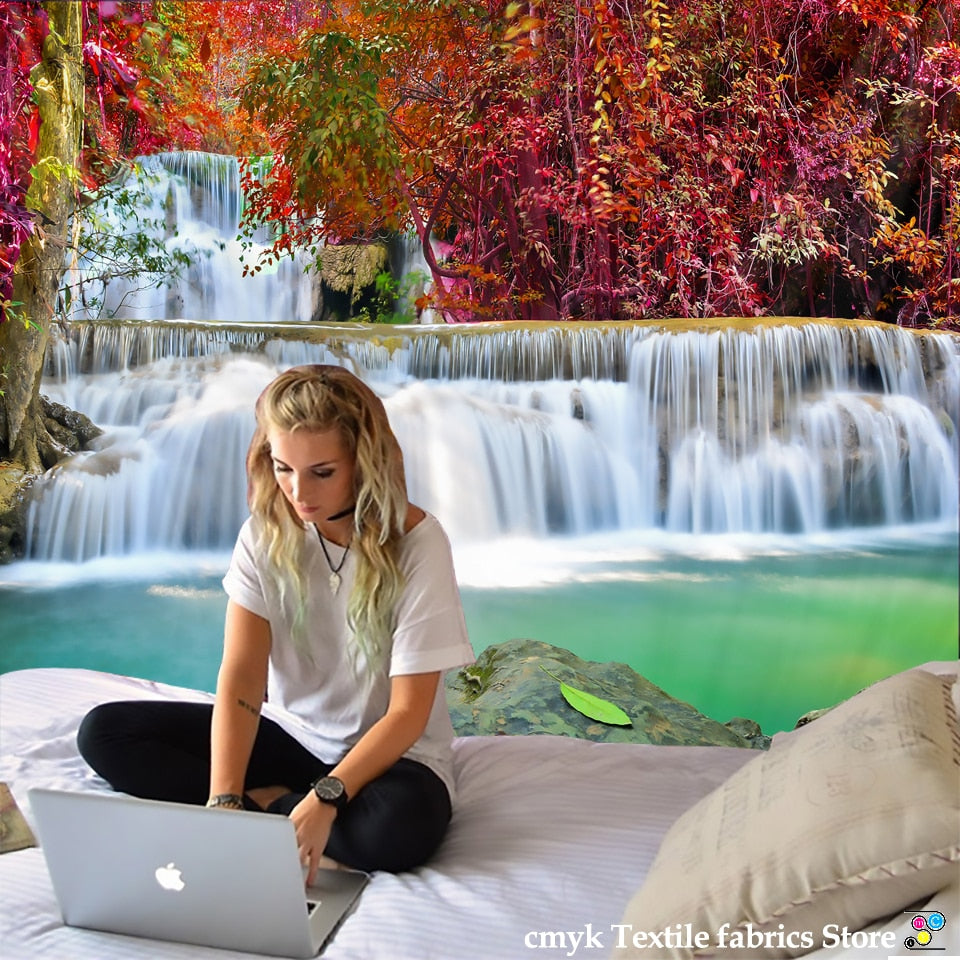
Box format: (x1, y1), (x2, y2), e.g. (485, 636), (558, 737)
(29, 319), (960, 564)
(64, 152), (315, 324)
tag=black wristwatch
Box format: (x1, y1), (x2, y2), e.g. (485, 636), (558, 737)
(311, 775), (349, 812)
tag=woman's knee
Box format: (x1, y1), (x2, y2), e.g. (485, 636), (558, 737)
(77, 700), (214, 802)
(333, 762), (452, 872)
(77, 701), (133, 769)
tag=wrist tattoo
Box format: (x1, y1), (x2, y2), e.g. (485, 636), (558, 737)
(237, 697), (261, 717)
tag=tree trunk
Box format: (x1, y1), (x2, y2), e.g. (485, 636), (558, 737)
(0, 1), (83, 473)
(517, 146), (561, 320)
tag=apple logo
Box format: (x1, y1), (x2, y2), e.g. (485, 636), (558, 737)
(154, 862), (185, 892)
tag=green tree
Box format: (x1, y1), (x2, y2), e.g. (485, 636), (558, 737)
(1, 1), (84, 473)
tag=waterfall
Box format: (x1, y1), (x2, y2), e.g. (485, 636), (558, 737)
(64, 152), (315, 324)
(29, 151), (959, 564)
(28, 319), (960, 563)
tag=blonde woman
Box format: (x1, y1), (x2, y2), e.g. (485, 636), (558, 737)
(78, 365), (475, 877)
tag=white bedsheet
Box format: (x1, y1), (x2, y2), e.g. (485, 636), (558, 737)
(0, 667), (752, 960)
(1, 667), (955, 960)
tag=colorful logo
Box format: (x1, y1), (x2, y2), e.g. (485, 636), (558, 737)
(904, 911), (946, 950)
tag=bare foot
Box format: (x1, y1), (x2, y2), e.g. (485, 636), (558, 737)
(247, 785), (291, 810)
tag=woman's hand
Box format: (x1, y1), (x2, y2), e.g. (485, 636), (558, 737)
(289, 793), (338, 885)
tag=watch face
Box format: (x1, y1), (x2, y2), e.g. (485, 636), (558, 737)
(315, 777), (344, 801)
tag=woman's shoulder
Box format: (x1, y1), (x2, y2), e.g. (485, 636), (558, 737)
(403, 505), (449, 541)
(399, 507), (452, 558)
(395, 509), (464, 618)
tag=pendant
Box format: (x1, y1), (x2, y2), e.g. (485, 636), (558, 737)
(329, 572), (341, 595)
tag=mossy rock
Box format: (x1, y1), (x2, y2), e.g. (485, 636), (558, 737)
(0, 464), (31, 564)
(445, 638), (761, 748)
(319, 243), (389, 302)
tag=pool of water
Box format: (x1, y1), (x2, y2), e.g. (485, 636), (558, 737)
(2, 534), (955, 735)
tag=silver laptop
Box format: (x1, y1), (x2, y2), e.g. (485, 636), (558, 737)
(29, 787), (368, 958)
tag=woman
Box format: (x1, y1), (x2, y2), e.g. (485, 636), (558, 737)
(78, 365), (475, 879)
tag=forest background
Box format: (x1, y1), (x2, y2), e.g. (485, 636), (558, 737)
(0, 0), (958, 476)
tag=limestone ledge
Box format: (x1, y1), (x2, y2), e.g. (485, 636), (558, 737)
(445, 638), (772, 750)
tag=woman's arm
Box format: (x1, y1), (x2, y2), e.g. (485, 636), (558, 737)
(329, 670), (440, 797)
(291, 670), (440, 880)
(209, 599), (272, 804)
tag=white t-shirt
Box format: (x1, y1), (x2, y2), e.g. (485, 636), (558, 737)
(222, 512), (475, 798)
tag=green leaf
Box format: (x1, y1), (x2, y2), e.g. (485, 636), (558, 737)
(539, 666), (632, 727)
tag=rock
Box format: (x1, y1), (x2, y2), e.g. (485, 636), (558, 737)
(724, 716), (771, 750)
(320, 243), (389, 303)
(0, 399), (103, 563)
(445, 638), (761, 748)
(40, 395), (103, 453)
(793, 705), (838, 728)
(571, 388), (584, 420)
(0, 464), (32, 565)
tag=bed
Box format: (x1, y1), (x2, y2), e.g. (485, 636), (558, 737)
(1, 664), (957, 960)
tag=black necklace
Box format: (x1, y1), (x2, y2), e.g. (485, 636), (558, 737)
(316, 529), (350, 595)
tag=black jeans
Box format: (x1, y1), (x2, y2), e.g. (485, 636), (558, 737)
(76, 700), (452, 873)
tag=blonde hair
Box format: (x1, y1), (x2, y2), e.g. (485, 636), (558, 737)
(246, 365), (408, 661)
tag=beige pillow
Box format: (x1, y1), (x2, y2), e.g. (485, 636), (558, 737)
(613, 668), (960, 959)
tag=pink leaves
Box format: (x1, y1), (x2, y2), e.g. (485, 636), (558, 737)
(83, 40), (138, 87)
(721, 155), (746, 189)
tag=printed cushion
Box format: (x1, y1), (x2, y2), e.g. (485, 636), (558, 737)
(612, 667), (960, 958)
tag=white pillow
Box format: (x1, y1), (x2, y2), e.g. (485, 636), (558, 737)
(613, 667), (960, 959)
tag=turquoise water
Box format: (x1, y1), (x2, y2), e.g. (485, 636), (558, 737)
(2, 538), (956, 735)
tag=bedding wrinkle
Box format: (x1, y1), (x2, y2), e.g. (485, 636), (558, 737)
(10, 667), (950, 960)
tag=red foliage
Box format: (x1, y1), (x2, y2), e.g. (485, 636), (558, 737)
(0, 2), (46, 315)
(238, 0), (958, 326)
(2, 2), (163, 320)
(137, 1), (321, 154)
(81, 1), (179, 175)
(5, 1), (956, 326)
